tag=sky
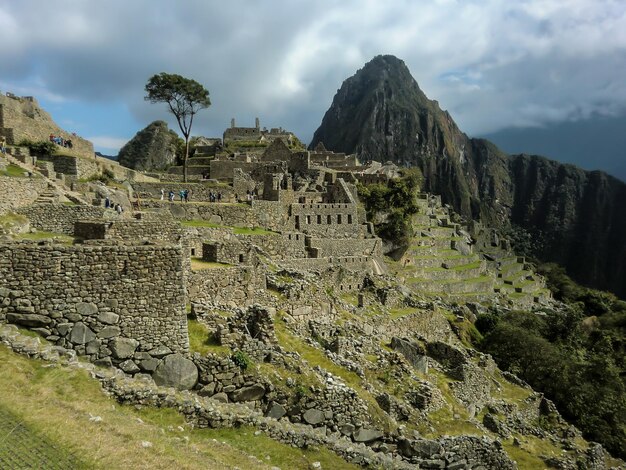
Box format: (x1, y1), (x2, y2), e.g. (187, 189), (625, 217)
(1, 0), (625, 180)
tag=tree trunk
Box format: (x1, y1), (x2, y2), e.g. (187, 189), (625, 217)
(183, 137), (189, 183)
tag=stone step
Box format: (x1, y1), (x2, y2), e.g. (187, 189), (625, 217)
(407, 254), (479, 269)
(409, 275), (494, 294)
(497, 261), (525, 277)
(420, 226), (456, 238)
(408, 262), (485, 282)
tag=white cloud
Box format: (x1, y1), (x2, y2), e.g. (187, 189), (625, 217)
(87, 136), (130, 152)
(0, 0), (624, 142)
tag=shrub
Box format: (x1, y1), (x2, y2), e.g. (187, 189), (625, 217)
(231, 351), (252, 370)
(18, 139), (56, 157)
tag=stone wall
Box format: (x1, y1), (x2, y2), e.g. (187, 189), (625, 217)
(289, 202), (361, 237)
(16, 204), (106, 234)
(309, 237), (381, 258)
(133, 181), (235, 202)
(140, 200), (290, 233)
(0, 94), (94, 158)
(0, 176), (48, 215)
(36, 154), (155, 182)
(0, 242), (189, 360)
(187, 266), (267, 307)
(75, 216), (182, 243)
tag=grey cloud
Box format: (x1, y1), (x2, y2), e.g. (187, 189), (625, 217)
(0, 0), (625, 149)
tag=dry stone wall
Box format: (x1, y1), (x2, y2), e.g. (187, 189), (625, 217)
(0, 242), (188, 360)
(16, 204), (106, 234)
(0, 176), (47, 215)
(187, 266), (267, 307)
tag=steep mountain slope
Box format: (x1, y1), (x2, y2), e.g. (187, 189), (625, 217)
(310, 55), (626, 297)
(118, 120), (179, 171)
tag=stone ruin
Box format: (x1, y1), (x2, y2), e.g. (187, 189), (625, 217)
(0, 108), (615, 470)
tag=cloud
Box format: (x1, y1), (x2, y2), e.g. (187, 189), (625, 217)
(87, 136), (130, 151)
(0, 0), (624, 145)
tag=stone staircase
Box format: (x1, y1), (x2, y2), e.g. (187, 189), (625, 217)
(391, 193), (551, 307)
(3, 151), (89, 206)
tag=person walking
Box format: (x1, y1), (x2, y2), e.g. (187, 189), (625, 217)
(0, 136), (6, 154)
(160, 188), (165, 201)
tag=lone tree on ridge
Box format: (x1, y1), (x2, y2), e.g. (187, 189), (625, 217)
(145, 72), (211, 182)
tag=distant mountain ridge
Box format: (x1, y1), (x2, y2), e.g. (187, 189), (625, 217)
(310, 55), (626, 297)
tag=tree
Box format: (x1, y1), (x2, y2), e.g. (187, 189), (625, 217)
(145, 73), (211, 182)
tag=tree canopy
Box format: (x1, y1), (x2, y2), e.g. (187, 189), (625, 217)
(144, 73), (210, 181)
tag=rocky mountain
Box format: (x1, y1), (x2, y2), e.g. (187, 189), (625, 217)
(310, 55), (626, 298)
(117, 120), (180, 171)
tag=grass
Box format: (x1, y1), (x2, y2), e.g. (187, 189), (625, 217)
(187, 318), (231, 356)
(233, 227), (277, 235)
(0, 344), (356, 470)
(15, 231), (74, 244)
(274, 316), (394, 432)
(1, 163), (29, 177)
(181, 220), (222, 228)
(190, 257), (230, 271)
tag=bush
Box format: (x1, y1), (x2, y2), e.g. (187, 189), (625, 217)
(231, 351), (252, 370)
(17, 139), (56, 157)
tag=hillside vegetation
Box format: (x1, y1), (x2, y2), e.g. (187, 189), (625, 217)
(476, 265), (626, 458)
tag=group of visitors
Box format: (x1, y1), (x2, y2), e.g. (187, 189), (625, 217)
(49, 134), (73, 149)
(208, 190), (222, 203)
(161, 188), (191, 202)
(104, 196), (123, 214)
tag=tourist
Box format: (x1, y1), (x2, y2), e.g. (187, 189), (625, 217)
(169, 190), (175, 202)
(179, 189), (185, 202)
(217, 192), (222, 202)
(184, 189), (189, 202)
(0, 136), (6, 154)
(115, 204), (122, 214)
(160, 188), (165, 201)
(105, 196), (110, 208)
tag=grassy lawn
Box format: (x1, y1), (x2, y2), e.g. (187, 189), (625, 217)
(190, 257), (230, 271)
(1, 163), (29, 177)
(0, 344), (356, 470)
(187, 318), (231, 356)
(15, 231), (74, 244)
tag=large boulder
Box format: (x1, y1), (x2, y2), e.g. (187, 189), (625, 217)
(117, 121), (179, 171)
(231, 384), (265, 402)
(152, 353), (198, 390)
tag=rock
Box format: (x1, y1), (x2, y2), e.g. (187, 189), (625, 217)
(390, 337), (428, 373)
(56, 323), (72, 336)
(69, 322), (96, 345)
(352, 428), (383, 443)
(119, 359), (140, 374)
(6, 313), (51, 327)
(302, 408), (325, 425)
(97, 326), (121, 339)
(340, 423), (355, 436)
(118, 120), (179, 171)
(86, 339), (101, 355)
(138, 358), (160, 373)
(266, 402), (287, 419)
(97, 311), (119, 325)
(76, 302), (98, 316)
(147, 345), (172, 358)
(109, 337), (139, 359)
(198, 382), (216, 397)
(152, 353), (198, 390)
(231, 384), (265, 402)
(211, 392), (228, 403)
(398, 438), (443, 458)
(94, 357), (112, 368)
